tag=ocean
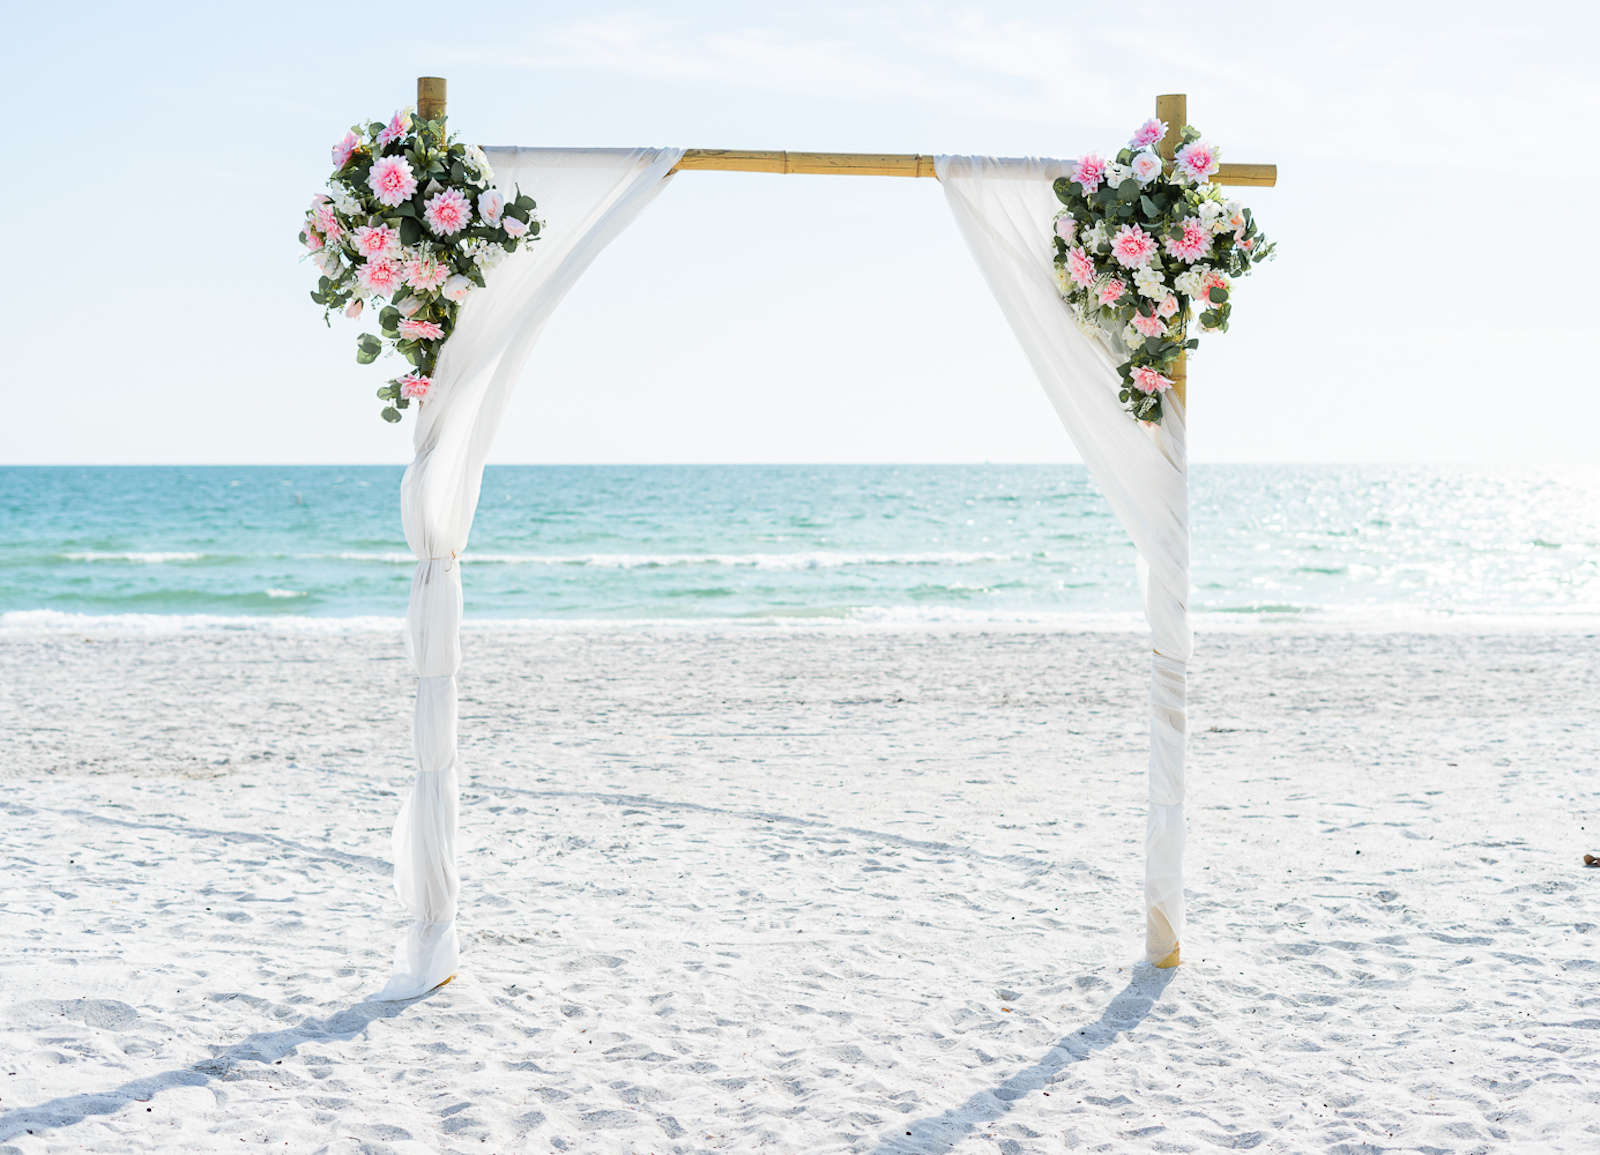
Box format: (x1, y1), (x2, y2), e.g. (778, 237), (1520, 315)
(2, 465), (1597, 630)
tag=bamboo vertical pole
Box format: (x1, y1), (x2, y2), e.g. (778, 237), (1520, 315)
(1155, 94), (1187, 410)
(418, 76), (447, 121)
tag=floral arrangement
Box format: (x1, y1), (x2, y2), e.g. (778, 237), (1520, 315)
(1051, 120), (1274, 424)
(301, 109), (543, 422)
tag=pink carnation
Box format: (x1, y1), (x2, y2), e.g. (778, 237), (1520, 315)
(404, 253), (450, 292)
(311, 202), (341, 241)
(1130, 118), (1168, 150)
(1097, 278), (1125, 306)
(377, 108), (410, 149)
(1175, 140), (1220, 184)
(357, 256), (404, 296)
(1110, 224), (1157, 269)
(368, 156), (418, 208)
(332, 131), (360, 170)
(423, 188), (471, 236)
(398, 373), (433, 401)
(1130, 311), (1167, 338)
(477, 189), (506, 228)
(1131, 366), (1174, 395)
(1164, 218), (1213, 264)
(1156, 293), (1180, 319)
(1066, 246), (1096, 289)
(352, 224), (400, 259)
(1071, 153), (1107, 194)
(502, 216), (529, 239)
(399, 318), (445, 341)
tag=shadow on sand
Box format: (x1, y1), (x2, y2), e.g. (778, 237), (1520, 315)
(869, 966), (1176, 1155)
(0, 990), (437, 1145)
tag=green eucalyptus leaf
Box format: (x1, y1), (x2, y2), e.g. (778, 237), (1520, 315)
(381, 406), (401, 423)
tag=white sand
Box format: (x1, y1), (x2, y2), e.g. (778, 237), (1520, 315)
(1, 623), (1597, 1153)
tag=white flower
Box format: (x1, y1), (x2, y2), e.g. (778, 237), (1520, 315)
(1104, 163), (1133, 189)
(1130, 151), (1163, 185)
(1082, 222), (1108, 251)
(1134, 265), (1167, 300)
(1197, 199), (1225, 223)
(397, 294), (425, 318)
(442, 274), (473, 302)
(1174, 269), (1205, 298)
(476, 243), (509, 271)
(330, 184), (363, 215)
(463, 144), (492, 178)
(1053, 264), (1072, 295)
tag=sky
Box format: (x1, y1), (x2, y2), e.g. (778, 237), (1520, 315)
(4, 1), (1596, 465)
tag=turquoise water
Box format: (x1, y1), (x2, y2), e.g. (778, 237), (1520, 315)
(2, 465), (1597, 626)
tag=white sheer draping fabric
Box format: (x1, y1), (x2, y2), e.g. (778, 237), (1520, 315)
(379, 147), (684, 1000)
(937, 155), (1191, 964)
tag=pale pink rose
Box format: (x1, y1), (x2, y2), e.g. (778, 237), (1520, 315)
(376, 108), (410, 149)
(1164, 218), (1213, 264)
(423, 188), (471, 236)
(1130, 311), (1167, 338)
(1156, 294), (1180, 319)
(1129, 118), (1168, 150)
(302, 228), (324, 251)
(477, 189), (506, 228)
(368, 156), (418, 207)
(344, 299), (364, 320)
(1054, 215), (1076, 242)
(1131, 366), (1174, 394)
(442, 274), (473, 302)
(502, 215), (529, 239)
(352, 224), (400, 259)
(1070, 153), (1107, 194)
(1236, 234), (1254, 251)
(1175, 140), (1220, 184)
(1110, 224), (1157, 269)
(1097, 278), (1125, 306)
(1198, 269), (1231, 303)
(1066, 246), (1096, 289)
(331, 131), (360, 170)
(357, 256), (404, 296)
(398, 373), (433, 401)
(403, 253), (450, 292)
(1130, 152), (1164, 185)
(397, 294), (425, 317)
(399, 318), (445, 341)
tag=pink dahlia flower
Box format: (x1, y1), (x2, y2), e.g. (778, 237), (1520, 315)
(424, 188), (472, 236)
(404, 253), (450, 292)
(352, 224), (400, 259)
(1129, 118), (1168, 150)
(369, 156), (418, 207)
(477, 189), (506, 228)
(1097, 279), (1125, 306)
(399, 318), (445, 341)
(1130, 311), (1167, 338)
(502, 216), (529, 239)
(1156, 293), (1180, 319)
(1131, 366), (1173, 394)
(302, 228), (324, 251)
(1175, 140), (1220, 184)
(357, 256), (404, 297)
(377, 108), (410, 149)
(1066, 246), (1096, 289)
(1110, 224), (1157, 269)
(344, 299), (364, 320)
(398, 373), (433, 401)
(332, 131), (360, 170)
(1071, 153), (1107, 194)
(442, 274), (474, 303)
(1164, 218), (1213, 264)
(311, 202), (341, 241)
(1130, 152), (1164, 185)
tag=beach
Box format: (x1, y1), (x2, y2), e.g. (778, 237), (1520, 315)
(1, 621), (1596, 1153)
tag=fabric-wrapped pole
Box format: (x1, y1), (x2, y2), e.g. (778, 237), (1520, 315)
(936, 155), (1191, 965)
(376, 147), (685, 1000)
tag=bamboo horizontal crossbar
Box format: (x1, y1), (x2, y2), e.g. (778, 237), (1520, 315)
(670, 150), (1276, 187)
